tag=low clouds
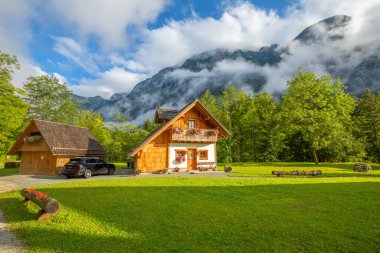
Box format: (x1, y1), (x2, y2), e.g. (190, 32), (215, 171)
(71, 67), (147, 99)
(133, 0), (380, 75)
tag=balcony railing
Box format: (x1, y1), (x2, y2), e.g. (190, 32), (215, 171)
(171, 128), (218, 143)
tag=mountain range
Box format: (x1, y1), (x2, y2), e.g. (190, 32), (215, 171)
(75, 15), (380, 123)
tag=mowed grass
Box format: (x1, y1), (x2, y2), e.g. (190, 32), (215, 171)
(0, 163), (379, 252)
(222, 162), (380, 178)
(0, 168), (19, 177)
(112, 161), (127, 170)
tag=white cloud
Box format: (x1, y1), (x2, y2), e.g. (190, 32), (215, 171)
(109, 54), (147, 72)
(132, 0), (380, 75)
(1, 0), (380, 102)
(48, 0), (168, 50)
(0, 1), (46, 87)
(12, 58), (48, 87)
(133, 3), (301, 73)
(0, 1), (34, 56)
(53, 72), (68, 84)
(0, 0), (167, 91)
(70, 67), (147, 98)
(53, 36), (100, 74)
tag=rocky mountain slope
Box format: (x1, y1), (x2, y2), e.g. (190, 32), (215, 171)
(76, 15), (380, 123)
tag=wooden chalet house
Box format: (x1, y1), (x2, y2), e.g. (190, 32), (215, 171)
(8, 119), (106, 175)
(128, 99), (231, 173)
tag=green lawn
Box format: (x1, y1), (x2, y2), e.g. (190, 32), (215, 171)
(112, 161), (127, 170)
(0, 168), (19, 177)
(220, 162), (380, 178)
(0, 163), (379, 252)
(0, 155), (20, 176)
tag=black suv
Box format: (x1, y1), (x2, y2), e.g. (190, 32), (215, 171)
(62, 157), (115, 179)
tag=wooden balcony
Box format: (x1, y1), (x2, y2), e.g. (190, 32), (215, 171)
(171, 128), (218, 143)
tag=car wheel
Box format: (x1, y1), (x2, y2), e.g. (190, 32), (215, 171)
(66, 175), (72, 179)
(84, 169), (92, 179)
(107, 167), (115, 175)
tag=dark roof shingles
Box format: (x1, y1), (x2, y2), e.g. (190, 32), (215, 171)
(34, 120), (106, 156)
(157, 108), (179, 120)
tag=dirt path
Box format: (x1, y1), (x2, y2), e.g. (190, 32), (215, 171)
(0, 211), (24, 253)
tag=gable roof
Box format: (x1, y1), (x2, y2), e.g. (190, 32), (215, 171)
(128, 99), (231, 157)
(8, 119), (107, 156)
(154, 107), (179, 123)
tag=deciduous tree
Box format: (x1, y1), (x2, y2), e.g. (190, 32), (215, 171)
(281, 71), (356, 163)
(0, 51), (28, 156)
(243, 92), (284, 161)
(24, 75), (78, 123)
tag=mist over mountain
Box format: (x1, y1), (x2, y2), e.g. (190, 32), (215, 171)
(76, 15), (380, 124)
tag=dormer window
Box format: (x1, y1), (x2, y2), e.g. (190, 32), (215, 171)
(188, 120), (195, 129)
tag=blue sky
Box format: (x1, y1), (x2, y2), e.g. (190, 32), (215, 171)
(0, 0), (376, 98)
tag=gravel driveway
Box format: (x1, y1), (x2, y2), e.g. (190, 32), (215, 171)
(0, 171), (228, 194)
(0, 174), (128, 194)
(0, 211), (23, 253)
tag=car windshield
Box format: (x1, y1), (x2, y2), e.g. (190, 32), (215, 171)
(67, 158), (82, 165)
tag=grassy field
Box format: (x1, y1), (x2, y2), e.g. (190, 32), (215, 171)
(0, 162), (379, 252)
(112, 161), (127, 170)
(0, 155), (20, 176)
(221, 162), (380, 178)
(0, 168), (19, 177)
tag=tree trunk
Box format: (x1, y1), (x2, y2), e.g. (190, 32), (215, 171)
(21, 190), (60, 214)
(313, 148), (319, 164)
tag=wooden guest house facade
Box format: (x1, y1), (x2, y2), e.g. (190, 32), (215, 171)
(8, 119), (106, 175)
(128, 100), (231, 173)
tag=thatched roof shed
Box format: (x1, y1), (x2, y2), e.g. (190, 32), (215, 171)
(8, 119), (106, 175)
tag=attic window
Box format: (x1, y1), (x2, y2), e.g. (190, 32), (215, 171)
(188, 120), (195, 129)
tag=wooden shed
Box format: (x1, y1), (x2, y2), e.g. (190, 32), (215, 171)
(7, 119), (106, 175)
(128, 99), (231, 173)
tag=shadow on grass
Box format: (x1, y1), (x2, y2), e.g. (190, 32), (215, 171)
(0, 197), (36, 223)
(1, 180), (379, 252)
(322, 173), (380, 178)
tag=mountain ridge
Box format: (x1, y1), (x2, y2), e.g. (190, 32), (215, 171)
(76, 15), (380, 123)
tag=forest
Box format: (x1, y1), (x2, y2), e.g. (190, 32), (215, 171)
(2, 51), (380, 164)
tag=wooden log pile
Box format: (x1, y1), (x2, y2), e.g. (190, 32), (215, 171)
(353, 162), (372, 172)
(4, 162), (20, 169)
(224, 166), (232, 173)
(20, 188), (60, 221)
(272, 170), (322, 177)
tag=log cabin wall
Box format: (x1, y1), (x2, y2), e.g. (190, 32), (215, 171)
(20, 151), (57, 175)
(137, 129), (170, 172)
(136, 107), (215, 172)
(19, 139), (50, 152)
(20, 153), (74, 175)
(172, 107), (214, 129)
